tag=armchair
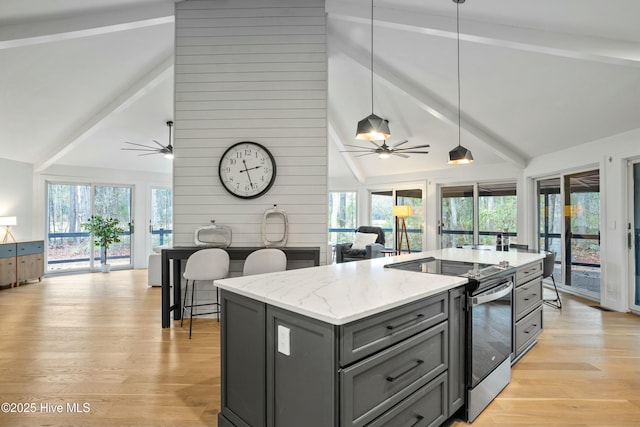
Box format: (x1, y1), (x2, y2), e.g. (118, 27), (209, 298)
(335, 226), (386, 263)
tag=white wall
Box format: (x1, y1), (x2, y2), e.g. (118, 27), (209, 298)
(34, 164), (171, 269)
(0, 158), (34, 242)
(173, 0), (328, 262)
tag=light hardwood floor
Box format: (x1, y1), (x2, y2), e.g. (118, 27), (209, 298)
(0, 270), (639, 427)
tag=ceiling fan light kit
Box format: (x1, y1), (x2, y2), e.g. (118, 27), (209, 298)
(448, 0), (474, 165)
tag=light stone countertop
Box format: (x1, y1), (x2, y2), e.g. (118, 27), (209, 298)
(214, 248), (545, 325)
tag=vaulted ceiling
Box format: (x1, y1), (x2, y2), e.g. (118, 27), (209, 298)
(1, 0), (639, 180)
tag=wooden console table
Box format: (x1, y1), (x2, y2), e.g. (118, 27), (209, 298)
(160, 246), (320, 328)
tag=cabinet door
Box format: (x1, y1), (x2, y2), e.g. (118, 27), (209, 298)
(219, 291), (266, 427)
(17, 254), (44, 283)
(448, 286), (466, 416)
(266, 306), (336, 427)
(0, 257), (16, 287)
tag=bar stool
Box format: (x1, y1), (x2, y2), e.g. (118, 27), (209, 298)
(181, 248), (229, 338)
(243, 248), (287, 276)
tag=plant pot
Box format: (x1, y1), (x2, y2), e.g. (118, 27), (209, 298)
(101, 263), (111, 273)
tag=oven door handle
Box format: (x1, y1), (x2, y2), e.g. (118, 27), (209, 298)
(468, 281), (513, 307)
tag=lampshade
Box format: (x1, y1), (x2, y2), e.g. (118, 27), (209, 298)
(392, 205), (413, 218)
(356, 114), (391, 141)
(0, 216), (17, 226)
(448, 145), (474, 165)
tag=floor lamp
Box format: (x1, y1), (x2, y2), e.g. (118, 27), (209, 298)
(392, 205), (412, 254)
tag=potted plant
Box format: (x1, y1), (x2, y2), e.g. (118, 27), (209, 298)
(82, 215), (123, 272)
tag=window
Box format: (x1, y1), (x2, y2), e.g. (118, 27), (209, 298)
(396, 189), (423, 252)
(151, 188), (173, 247)
(441, 185), (474, 248)
(478, 182), (517, 245)
(370, 188), (424, 252)
(370, 190), (393, 246)
(441, 182), (517, 248)
(328, 192), (357, 245)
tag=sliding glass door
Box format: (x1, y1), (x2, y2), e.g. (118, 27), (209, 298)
(630, 162), (640, 312)
(565, 170), (600, 295)
(47, 182), (133, 272)
(537, 170), (601, 298)
(538, 178), (562, 280)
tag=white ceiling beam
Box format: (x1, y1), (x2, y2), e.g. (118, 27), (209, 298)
(34, 54), (174, 172)
(328, 121), (366, 184)
(0, 3), (174, 50)
(329, 34), (527, 168)
(327, 1), (640, 67)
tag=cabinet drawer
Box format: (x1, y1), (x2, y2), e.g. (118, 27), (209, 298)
(340, 293), (448, 366)
(0, 244), (16, 259)
(515, 305), (543, 357)
(514, 277), (542, 319)
(17, 241), (44, 256)
(366, 372), (448, 427)
(516, 260), (543, 286)
(340, 322), (448, 427)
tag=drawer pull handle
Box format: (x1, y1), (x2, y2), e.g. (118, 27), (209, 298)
(386, 314), (425, 331)
(524, 324), (538, 334)
(408, 415), (424, 427)
(386, 360), (424, 382)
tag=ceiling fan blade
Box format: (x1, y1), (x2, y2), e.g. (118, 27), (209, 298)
(394, 144), (431, 150)
(366, 140), (382, 148)
(123, 141), (158, 149)
(391, 140), (409, 148)
(391, 152), (410, 158)
(355, 152), (376, 157)
(341, 150), (374, 153)
(121, 148), (160, 152)
(343, 144), (375, 149)
(138, 152), (160, 156)
(395, 151), (430, 154)
(152, 140), (167, 149)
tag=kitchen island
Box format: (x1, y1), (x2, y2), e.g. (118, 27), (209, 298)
(214, 248), (545, 427)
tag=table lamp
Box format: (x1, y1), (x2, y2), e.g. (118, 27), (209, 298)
(0, 216), (17, 243)
(392, 206), (412, 254)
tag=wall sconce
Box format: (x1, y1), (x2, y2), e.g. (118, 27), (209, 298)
(0, 216), (17, 243)
(392, 205), (413, 254)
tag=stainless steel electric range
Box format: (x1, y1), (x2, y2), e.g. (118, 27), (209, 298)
(385, 257), (516, 422)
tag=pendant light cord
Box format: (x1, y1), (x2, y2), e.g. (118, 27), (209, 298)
(456, 2), (461, 148)
(371, 0), (374, 114)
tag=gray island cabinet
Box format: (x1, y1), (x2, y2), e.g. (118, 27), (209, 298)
(214, 248), (545, 427)
(218, 286), (466, 427)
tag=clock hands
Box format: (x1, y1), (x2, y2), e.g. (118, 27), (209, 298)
(240, 159), (259, 189)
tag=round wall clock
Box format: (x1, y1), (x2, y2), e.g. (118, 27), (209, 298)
(218, 141), (277, 199)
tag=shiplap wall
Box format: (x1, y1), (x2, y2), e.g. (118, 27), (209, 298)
(173, 0), (328, 266)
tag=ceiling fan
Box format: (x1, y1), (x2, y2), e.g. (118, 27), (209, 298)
(122, 121), (174, 159)
(342, 140), (430, 159)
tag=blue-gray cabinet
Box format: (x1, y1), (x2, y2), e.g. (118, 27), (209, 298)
(0, 241), (44, 289)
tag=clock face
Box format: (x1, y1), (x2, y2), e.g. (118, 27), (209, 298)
(218, 141), (276, 199)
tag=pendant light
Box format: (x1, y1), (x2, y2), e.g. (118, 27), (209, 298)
(448, 0), (474, 165)
(355, 0), (391, 141)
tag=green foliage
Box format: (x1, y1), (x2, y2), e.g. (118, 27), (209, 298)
(82, 215), (123, 254)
